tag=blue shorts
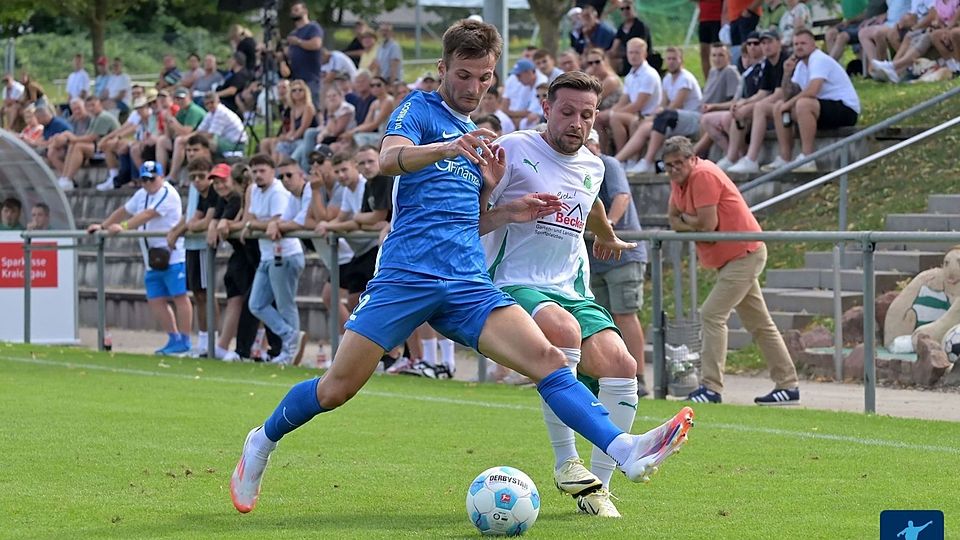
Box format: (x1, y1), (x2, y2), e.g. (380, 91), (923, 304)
(344, 268), (516, 351)
(144, 262), (188, 299)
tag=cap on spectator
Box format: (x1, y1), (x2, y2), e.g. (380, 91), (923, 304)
(309, 144), (334, 163)
(144, 88), (159, 103)
(587, 129), (599, 144)
(96, 56), (108, 66)
(157, 89), (170, 98)
(421, 71), (437, 82)
(511, 59), (536, 75)
(746, 31), (761, 42)
(173, 87), (190, 99)
(760, 29), (780, 41)
(333, 72), (350, 82)
(140, 161), (164, 179)
(207, 163), (231, 180)
(566, 6), (582, 19)
(131, 96), (149, 109)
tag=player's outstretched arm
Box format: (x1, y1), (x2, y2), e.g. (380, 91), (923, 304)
(587, 198), (636, 260)
(478, 193), (563, 236)
(379, 129), (499, 176)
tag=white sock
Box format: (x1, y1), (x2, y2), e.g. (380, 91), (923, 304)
(215, 345), (230, 359)
(605, 433), (635, 466)
(250, 426), (277, 460)
(421, 337), (438, 366)
(591, 377), (639, 487)
(108, 168), (118, 177)
(438, 338), (455, 368)
(542, 347), (581, 469)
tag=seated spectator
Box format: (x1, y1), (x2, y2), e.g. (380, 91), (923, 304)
(86, 161), (193, 355)
(191, 54), (225, 104)
(343, 75), (395, 147)
(870, 0), (959, 82)
(824, 0), (888, 60)
(556, 49), (582, 72)
(321, 47), (358, 85)
(408, 71), (438, 92)
(779, 0), (813, 49)
(608, 1), (654, 76)
(616, 47), (703, 173)
(157, 54), (182, 90)
(65, 53), (90, 106)
(313, 86), (356, 146)
(30, 103), (72, 157)
(156, 87), (208, 186)
(0, 197), (23, 230)
(47, 99), (90, 174)
(197, 91), (248, 158)
(859, 0), (913, 69)
(691, 43), (743, 155)
(570, 5), (616, 56)
(18, 105), (44, 145)
(217, 52), (253, 115)
(105, 58), (132, 116)
(533, 49), (565, 83)
(262, 79), (317, 163)
(736, 31), (766, 73)
(180, 53), (204, 89)
(27, 202), (50, 231)
(472, 87), (515, 135)
(728, 0), (762, 63)
(93, 57), (110, 102)
(596, 38), (661, 155)
(2, 73), (24, 131)
(696, 0), (724, 78)
(346, 70), (376, 127)
(473, 114), (503, 136)
(583, 48), (623, 113)
(97, 86), (148, 189)
(128, 92), (162, 177)
(240, 153), (307, 365)
(56, 96), (120, 190)
(769, 30), (860, 172)
(500, 59), (543, 130)
(391, 79), (410, 102)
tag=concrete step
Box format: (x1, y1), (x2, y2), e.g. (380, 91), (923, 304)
(927, 194), (960, 214)
(804, 251), (861, 270)
(884, 213), (960, 232)
(877, 241), (955, 253)
(762, 288), (862, 315)
(765, 268), (908, 293)
(804, 250), (943, 274)
(78, 287), (333, 340)
(729, 310), (817, 332)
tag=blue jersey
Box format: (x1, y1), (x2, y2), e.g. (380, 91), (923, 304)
(378, 90), (489, 280)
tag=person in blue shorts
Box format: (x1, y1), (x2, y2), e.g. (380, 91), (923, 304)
(230, 19), (695, 514)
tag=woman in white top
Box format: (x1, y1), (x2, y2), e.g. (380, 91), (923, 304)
(314, 86), (356, 145)
(262, 79), (317, 163)
(343, 75), (396, 147)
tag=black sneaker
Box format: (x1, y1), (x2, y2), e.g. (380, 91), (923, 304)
(400, 361), (438, 379)
(434, 363), (455, 379)
(686, 385), (722, 403)
(754, 387), (800, 406)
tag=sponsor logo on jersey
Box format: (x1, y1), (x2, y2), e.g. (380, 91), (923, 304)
(435, 158), (481, 186)
(392, 100), (413, 131)
(522, 158), (540, 173)
(583, 174), (593, 189)
(539, 201), (585, 232)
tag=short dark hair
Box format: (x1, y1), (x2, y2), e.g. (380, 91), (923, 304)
(474, 114), (502, 133)
(356, 145), (379, 154)
(441, 19), (503, 67)
(188, 52), (200, 61)
(33, 202), (50, 215)
(547, 71), (602, 103)
(277, 157), (299, 168)
(249, 154), (276, 168)
(532, 49), (553, 61)
(794, 29), (816, 41)
(485, 87), (500, 98)
(186, 133), (211, 148)
(710, 42), (726, 49)
(187, 157), (213, 173)
(2, 197), (22, 211)
(331, 152), (354, 166)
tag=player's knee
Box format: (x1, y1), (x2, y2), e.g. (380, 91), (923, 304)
(537, 316), (581, 349)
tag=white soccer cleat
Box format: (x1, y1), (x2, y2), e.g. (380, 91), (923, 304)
(554, 458), (603, 497)
(576, 488), (622, 518)
(620, 406), (694, 483)
(230, 426), (275, 513)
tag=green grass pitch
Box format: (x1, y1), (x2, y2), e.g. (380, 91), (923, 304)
(2, 343), (958, 538)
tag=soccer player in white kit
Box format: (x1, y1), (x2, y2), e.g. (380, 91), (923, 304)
(481, 72), (690, 518)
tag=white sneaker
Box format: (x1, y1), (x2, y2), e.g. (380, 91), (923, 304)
(58, 178), (75, 191)
(576, 488), (622, 518)
(626, 160), (653, 174)
(95, 177), (116, 191)
(727, 157), (760, 174)
(760, 156), (789, 172)
(790, 154), (818, 173)
(619, 406), (694, 483)
(554, 458), (603, 496)
(386, 356), (415, 374)
(873, 60), (899, 83)
(221, 351), (241, 362)
(947, 59), (960, 73)
(271, 352), (294, 365)
(230, 426), (276, 513)
(715, 157), (734, 170)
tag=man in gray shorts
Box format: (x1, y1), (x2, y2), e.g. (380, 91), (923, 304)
(585, 130), (649, 397)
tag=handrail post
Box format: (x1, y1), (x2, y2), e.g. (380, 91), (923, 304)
(23, 237), (31, 344)
(328, 233), (340, 360)
(861, 239), (877, 414)
(688, 241), (698, 314)
(205, 243), (217, 359)
(650, 238), (666, 399)
(832, 244), (843, 381)
(97, 234), (106, 352)
(671, 242), (684, 319)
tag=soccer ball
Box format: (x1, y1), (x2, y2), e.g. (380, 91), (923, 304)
(466, 466), (540, 536)
(942, 324), (960, 363)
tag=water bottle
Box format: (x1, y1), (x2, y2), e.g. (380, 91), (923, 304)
(104, 330), (113, 352)
(781, 111), (792, 127)
(273, 242), (282, 267)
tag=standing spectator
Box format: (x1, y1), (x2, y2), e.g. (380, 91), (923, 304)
(584, 130), (650, 397)
(779, 0), (813, 48)
(343, 21), (370, 67)
(373, 23), (403, 84)
(27, 202), (50, 231)
(105, 58), (132, 115)
(180, 53), (204, 89)
(664, 136), (800, 405)
(241, 153), (307, 364)
(218, 52), (253, 115)
(0, 198), (23, 230)
(596, 38), (661, 154)
(229, 24), (258, 72)
(166, 157), (220, 356)
(609, 1), (654, 76)
(287, 0), (325, 107)
(93, 57), (110, 101)
(56, 96), (120, 190)
(321, 47), (358, 85)
(570, 5), (617, 55)
(2, 73), (25, 130)
(197, 91), (248, 158)
(769, 30), (860, 172)
(86, 161), (193, 356)
(728, 0), (763, 63)
(695, 0), (724, 77)
(158, 54), (183, 90)
(65, 53), (90, 103)
(155, 87), (207, 185)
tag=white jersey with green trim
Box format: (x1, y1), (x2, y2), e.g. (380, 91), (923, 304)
(483, 130), (605, 300)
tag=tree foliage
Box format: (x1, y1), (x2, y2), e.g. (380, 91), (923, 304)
(526, 0), (569, 57)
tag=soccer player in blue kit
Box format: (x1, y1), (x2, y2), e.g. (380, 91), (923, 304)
(230, 19), (694, 514)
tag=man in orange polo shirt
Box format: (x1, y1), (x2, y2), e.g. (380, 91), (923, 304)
(664, 136), (800, 405)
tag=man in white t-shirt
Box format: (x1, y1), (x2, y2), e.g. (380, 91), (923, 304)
(481, 72), (689, 519)
(321, 47), (358, 86)
(241, 154), (307, 365)
(615, 47), (703, 173)
(502, 59), (548, 130)
(85, 161), (193, 356)
(105, 57), (132, 114)
(596, 38), (661, 154)
(770, 30), (860, 173)
(2, 73), (25, 130)
(65, 53), (91, 102)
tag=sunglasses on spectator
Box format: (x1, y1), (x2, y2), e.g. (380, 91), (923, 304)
(620, 5), (631, 10)
(311, 158), (326, 165)
(281, 172), (299, 179)
(291, 88), (304, 93)
(536, 92), (548, 98)
(370, 83), (383, 87)
(189, 173), (207, 180)
(586, 59), (602, 66)
(746, 40), (760, 45)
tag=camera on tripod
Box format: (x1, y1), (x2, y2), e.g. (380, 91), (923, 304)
(261, 0), (279, 45)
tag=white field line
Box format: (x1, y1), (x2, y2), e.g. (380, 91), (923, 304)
(5, 354), (959, 455)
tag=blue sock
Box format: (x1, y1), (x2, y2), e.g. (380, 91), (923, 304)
(263, 378), (327, 442)
(537, 368), (623, 451)
(179, 333), (191, 347)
